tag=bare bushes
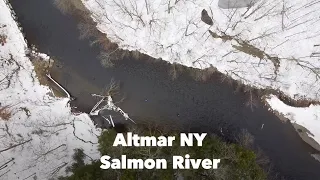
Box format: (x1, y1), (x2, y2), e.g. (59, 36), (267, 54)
(236, 129), (270, 173)
(0, 34), (7, 46)
(104, 78), (120, 97)
(0, 105), (12, 121)
(53, 0), (76, 14)
(98, 49), (144, 68)
(245, 89), (259, 111)
(78, 22), (119, 54)
(53, 0), (87, 15)
(77, 22), (97, 40)
(31, 58), (51, 86)
(130, 50), (142, 60)
(98, 51), (116, 68)
(27, 49), (53, 86)
(255, 147), (270, 167)
(237, 129), (254, 148)
(190, 66), (218, 81)
(169, 63), (184, 80)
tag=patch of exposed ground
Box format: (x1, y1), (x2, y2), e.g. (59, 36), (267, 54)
(208, 30), (280, 76)
(0, 24), (7, 45)
(29, 54), (51, 85)
(0, 105), (12, 121)
(0, 33), (7, 45)
(28, 53), (67, 98)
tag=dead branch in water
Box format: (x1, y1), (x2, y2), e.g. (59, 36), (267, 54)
(46, 74), (71, 98)
(89, 79), (135, 126)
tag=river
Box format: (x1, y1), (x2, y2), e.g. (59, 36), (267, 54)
(9, 0), (320, 179)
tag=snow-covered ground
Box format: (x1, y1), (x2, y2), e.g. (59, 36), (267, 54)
(82, 0), (320, 101)
(6, 0), (320, 178)
(266, 95), (320, 150)
(0, 0), (101, 179)
(82, 0), (320, 149)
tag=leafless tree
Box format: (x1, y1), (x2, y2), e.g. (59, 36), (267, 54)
(236, 129), (254, 148)
(111, 0), (146, 26)
(169, 63), (184, 80)
(245, 89), (259, 111)
(98, 50), (118, 68)
(53, 0), (75, 14)
(53, 0), (87, 14)
(77, 22), (97, 40)
(89, 79), (134, 127)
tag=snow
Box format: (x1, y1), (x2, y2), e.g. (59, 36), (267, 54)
(266, 95), (320, 148)
(0, 0), (102, 179)
(82, 0), (320, 101)
(81, 0), (320, 149)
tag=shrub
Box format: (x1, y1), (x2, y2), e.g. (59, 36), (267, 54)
(0, 34), (7, 46)
(53, 0), (87, 14)
(0, 105), (12, 121)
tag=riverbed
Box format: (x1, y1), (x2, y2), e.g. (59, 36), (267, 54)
(9, 0), (320, 179)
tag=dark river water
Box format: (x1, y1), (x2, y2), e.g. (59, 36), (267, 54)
(9, 0), (320, 179)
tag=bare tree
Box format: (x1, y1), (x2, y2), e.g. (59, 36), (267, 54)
(89, 79), (135, 127)
(169, 63), (184, 80)
(77, 22), (97, 40)
(98, 50), (117, 68)
(236, 129), (254, 148)
(53, 0), (87, 14)
(245, 89), (259, 111)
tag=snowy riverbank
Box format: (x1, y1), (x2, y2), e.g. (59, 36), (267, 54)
(82, 0), (320, 101)
(266, 95), (320, 151)
(0, 0), (101, 179)
(81, 0), (320, 150)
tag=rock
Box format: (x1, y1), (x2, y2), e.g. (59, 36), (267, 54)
(218, 0), (257, 9)
(201, 9), (213, 25)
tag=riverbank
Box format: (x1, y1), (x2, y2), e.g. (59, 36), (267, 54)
(56, 0), (320, 107)
(0, 1), (101, 179)
(80, 0), (320, 102)
(56, 0), (320, 155)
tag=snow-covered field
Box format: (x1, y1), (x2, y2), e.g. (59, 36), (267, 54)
(82, 0), (320, 149)
(0, 0), (101, 179)
(82, 0), (320, 101)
